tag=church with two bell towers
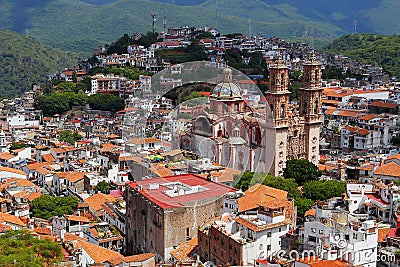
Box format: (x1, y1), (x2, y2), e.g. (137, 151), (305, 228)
(265, 52), (323, 176)
(180, 52), (323, 176)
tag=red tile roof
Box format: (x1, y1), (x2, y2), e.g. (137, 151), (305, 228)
(127, 174), (236, 209)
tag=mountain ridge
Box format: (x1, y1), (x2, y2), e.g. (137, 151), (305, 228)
(0, 0), (398, 53)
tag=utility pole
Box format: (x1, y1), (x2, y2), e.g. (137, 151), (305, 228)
(151, 13), (156, 34)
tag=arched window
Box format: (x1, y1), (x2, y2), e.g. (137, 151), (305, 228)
(281, 73), (285, 86)
(315, 70), (319, 83)
(280, 103), (285, 118)
(270, 104), (274, 117)
(303, 101), (308, 115)
(314, 100), (319, 114)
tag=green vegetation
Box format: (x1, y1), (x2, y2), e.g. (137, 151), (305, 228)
(35, 90), (87, 116)
(30, 195), (79, 220)
(302, 180), (346, 201)
(0, 230), (63, 267)
(155, 43), (208, 64)
(94, 181), (110, 192)
(88, 65), (150, 80)
(324, 34), (400, 77)
(224, 49), (266, 75)
(9, 142), (35, 151)
(283, 158), (322, 185)
(106, 32), (159, 54)
(0, 0), (346, 53)
(234, 160), (344, 217)
(0, 29), (79, 98)
(322, 66), (363, 81)
(295, 197), (315, 217)
(59, 130), (82, 145)
(88, 93), (125, 112)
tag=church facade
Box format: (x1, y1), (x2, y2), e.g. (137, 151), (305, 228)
(179, 53), (323, 176)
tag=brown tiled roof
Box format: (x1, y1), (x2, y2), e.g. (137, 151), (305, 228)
(23, 191), (41, 201)
(374, 162), (400, 177)
(27, 162), (49, 171)
(0, 212), (25, 226)
(55, 172), (87, 183)
(378, 227), (391, 243)
(304, 208), (316, 217)
(128, 137), (161, 144)
(65, 215), (91, 223)
(0, 167), (26, 176)
(170, 237), (197, 263)
(76, 240), (122, 263)
(0, 152), (14, 160)
(123, 253), (155, 263)
(359, 114), (380, 121)
(84, 193), (116, 211)
(42, 154), (56, 163)
(34, 227), (51, 235)
(238, 184), (288, 212)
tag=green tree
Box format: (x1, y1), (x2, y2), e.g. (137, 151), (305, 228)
(295, 197), (314, 216)
(302, 180), (346, 201)
(30, 195), (79, 220)
(88, 93), (125, 112)
(233, 171), (267, 191)
(262, 174), (301, 199)
(94, 181), (110, 192)
(35, 91), (88, 116)
(0, 230), (62, 267)
(59, 130), (82, 145)
(283, 158), (322, 185)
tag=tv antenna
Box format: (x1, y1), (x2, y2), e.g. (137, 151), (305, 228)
(151, 13), (157, 34)
(353, 20), (357, 34)
(303, 26), (316, 50)
(215, 0), (218, 29)
(248, 18), (252, 39)
(163, 10), (167, 33)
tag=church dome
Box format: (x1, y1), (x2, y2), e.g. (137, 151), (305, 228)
(212, 82), (242, 98)
(211, 68), (242, 99)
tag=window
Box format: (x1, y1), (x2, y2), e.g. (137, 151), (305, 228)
(186, 228), (190, 238)
(309, 236), (317, 242)
(311, 228), (316, 233)
(225, 203), (228, 208)
(267, 245), (271, 251)
(267, 232), (271, 237)
(319, 230), (323, 234)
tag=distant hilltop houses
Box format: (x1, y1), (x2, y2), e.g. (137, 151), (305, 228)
(1, 25), (400, 267)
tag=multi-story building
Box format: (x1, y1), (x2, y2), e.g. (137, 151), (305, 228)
(300, 211), (378, 267)
(197, 184), (295, 266)
(124, 174), (236, 261)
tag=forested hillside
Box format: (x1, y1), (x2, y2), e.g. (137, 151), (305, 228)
(0, 30), (79, 98)
(324, 34), (400, 78)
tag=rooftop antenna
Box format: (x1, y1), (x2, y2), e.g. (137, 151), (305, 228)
(215, 0), (218, 29)
(353, 20), (357, 34)
(163, 10), (167, 33)
(311, 26), (315, 51)
(248, 18), (252, 39)
(151, 13), (157, 34)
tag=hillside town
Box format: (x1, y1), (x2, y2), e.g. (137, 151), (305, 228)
(1, 25), (400, 267)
